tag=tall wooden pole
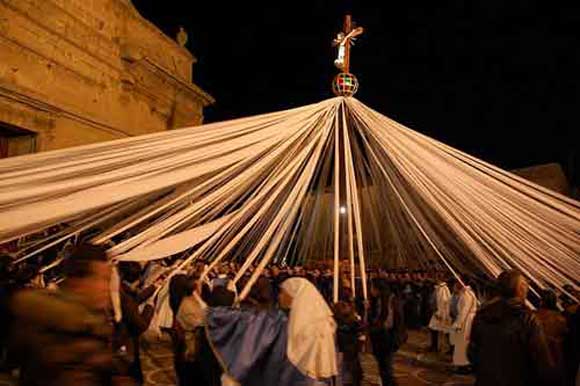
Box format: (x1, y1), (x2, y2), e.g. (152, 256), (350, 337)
(333, 111), (341, 304)
(343, 15), (352, 73)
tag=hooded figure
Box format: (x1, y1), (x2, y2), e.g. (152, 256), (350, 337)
(428, 281), (451, 352)
(206, 277), (337, 385)
(429, 281), (451, 331)
(449, 283), (478, 368)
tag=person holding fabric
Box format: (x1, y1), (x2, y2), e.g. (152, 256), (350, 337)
(191, 274), (236, 386)
(0, 254), (16, 372)
(468, 270), (555, 386)
(210, 265), (230, 291)
(167, 274), (199, 386)
(449, 280), (478, 373)
(8, 244), (116, 386)
(428, 279), (451, 352)
(205, 277), (338, 386)
(368, 280), (406, 386)
(562, 298), (579, 386)
(334, 301), (363, 386)
(535, 289), (567, 386)
(117, 261), (159, 384)
(242, 276), (275, 311)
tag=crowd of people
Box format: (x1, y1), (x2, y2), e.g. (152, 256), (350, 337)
(0, 243), (578, 386)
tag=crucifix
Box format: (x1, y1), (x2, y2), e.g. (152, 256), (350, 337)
(333, 15), (364, 73)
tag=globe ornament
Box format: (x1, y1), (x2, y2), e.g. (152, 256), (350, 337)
(332, 72), (359, 97)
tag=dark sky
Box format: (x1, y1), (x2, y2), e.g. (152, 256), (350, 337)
(132, 1), (579, 184)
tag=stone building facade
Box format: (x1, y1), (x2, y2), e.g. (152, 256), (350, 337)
(0, 0), (214, 157)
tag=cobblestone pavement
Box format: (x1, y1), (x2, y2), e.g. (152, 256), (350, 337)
(141, 329), (475, 386)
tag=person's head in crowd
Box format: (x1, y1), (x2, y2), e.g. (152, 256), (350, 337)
(369, 279), (382, 298)
(341, 286), (353, 301)
(169, 273), (195, 315)
(278, 284), (293, 311)
(249, 276), (274, 310)
(61, 243), (110, 309)
(539, 289), (559, 310)
(560, 284), (579, 305)
(12, 264), (37, 288)
(118, 261), (142, 284)
(450, 278), (462, 293)
(277, 268), (290, 282)
(497, 270), (529, 301)
(0, 254), (12, 284)
(200, 280), (212, 303)
(209, 286), (235, 307)
(334, 301), (357, 325)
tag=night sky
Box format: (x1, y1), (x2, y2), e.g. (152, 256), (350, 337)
(132, 1), (579, 185)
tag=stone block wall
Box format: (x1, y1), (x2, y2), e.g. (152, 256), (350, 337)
(0, 0), (213, 154)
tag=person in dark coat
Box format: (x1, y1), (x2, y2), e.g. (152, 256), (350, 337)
(0, 254), (16, 372)
(334, 301), (363, 386)
(198, 284), (237, 386)
(117, 261), (158, 384)
(561, 285), (579, 386)
(420, 280), (435, 327)
(468, 270), (555, 386)
(368, 280), (406, 386)
(243, 276), (275, 311)
(535, 289), (567, 386)
(9, 244), (119, 386)
(167, 274), (200, 386)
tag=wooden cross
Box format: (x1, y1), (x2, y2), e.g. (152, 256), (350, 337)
(333, 15), (364, 73)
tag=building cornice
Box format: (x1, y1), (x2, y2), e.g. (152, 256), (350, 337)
(0, 83), (131, 137)
(121, 1), (198, 64)
(141, 57), (215, 106)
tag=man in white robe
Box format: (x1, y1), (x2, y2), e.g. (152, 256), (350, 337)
(428, 281), (451, 352)
(450, 282), (478, 371)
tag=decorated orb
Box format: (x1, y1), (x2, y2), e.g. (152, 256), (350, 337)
(332, 72), (359, 96)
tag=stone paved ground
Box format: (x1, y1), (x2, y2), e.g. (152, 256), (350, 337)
(141, 334), (177, 386)
(359, 329), (474, 386)
(0, 329), (474, 385)
(0, 372), (15, 386)
(141, 329), (475, 386)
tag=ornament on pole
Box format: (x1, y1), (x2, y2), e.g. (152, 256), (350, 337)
(332, 15), (363, 97)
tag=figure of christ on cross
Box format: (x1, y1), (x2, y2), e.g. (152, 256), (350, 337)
(333, 15), (364, 73)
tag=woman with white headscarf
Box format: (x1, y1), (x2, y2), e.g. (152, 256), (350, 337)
(205, 277), (338, 385)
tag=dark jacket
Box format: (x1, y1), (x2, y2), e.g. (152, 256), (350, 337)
(369, 292), (407, 354)
(9, 289), (113, 386)
(468, 298), (555, 386)
(536, 308), (567, 385)
(117, 283), (156, 383)
(336, 319), (363, 386)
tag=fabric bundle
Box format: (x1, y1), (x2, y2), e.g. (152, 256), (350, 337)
(0, 97), (578, 302)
